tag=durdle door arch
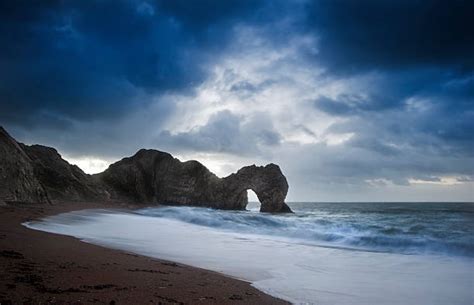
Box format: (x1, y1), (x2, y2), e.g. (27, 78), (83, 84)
(221, 164), (293, 213)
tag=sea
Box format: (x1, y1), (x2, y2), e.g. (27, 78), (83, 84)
(25, 202), (474, 305)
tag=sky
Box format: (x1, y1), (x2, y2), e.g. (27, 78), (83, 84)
(1, 0), (473, 202)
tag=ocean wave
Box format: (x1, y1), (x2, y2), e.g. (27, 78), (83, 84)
(136, 203), (474, 257)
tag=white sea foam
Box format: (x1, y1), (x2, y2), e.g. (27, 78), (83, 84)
(24, 205), (473, 305)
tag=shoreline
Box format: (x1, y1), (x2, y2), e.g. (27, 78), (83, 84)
(0, 202), (290, 305)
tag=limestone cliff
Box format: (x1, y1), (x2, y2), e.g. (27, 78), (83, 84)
(0, 127), (108, 204)
(222, 164), (291, 213)
(0, 127), (292, 213)
(97, 149), (292, 212)
(0, 127), (50, 204)
(21, 144), (109, 202)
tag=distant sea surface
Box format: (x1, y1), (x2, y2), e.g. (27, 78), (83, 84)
(26, 202), (474, 305)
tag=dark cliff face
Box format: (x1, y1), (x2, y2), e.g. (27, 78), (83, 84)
(96, 149), (223, 207)
(96, 149), (292, 212)
(21, 144), (109, 202)
(0, 127), (292, 213)
(0, 127), (108, 204)
(0, 127), (49, 204)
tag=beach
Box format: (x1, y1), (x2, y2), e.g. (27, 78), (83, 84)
(20, 202), (474, 305)
(2, 202), (472, 305)
(0, 202), (289, 305)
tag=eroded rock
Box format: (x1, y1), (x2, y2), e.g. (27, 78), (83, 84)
(0, 127), (291, 212)
(0, 127), (50, 204)
(222, 164), (291, 213)
(97, 150), (291, 213)
(22, 144), (109, 202)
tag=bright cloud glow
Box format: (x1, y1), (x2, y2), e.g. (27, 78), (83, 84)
(409, 177), (469, 186)
(63, 156), (111, 174)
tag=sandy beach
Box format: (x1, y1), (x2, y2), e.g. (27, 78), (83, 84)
(0, 202), (289, 305)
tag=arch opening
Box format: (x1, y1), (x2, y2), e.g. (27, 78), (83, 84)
(246, 189), (261, 211)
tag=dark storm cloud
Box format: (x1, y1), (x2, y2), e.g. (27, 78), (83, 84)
(0, 0), (267, 126)
(305, 0), (474, 172)
(314, 88), (474, 186)
(305, 0), (474, 74)
(4, 0), (471, 127)
(315, 70), (474, 157)
(155, 0), (263, 28)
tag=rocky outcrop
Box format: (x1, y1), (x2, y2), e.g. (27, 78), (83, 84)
(0, 127), (292, 213)
(0, 127), (50, 204)
(222, 164), (291, 213)
(97, 149), (222, 206)
(0, 127), (109, 204)
(21, 144), (109, 202)
(97, 149), (292, 212)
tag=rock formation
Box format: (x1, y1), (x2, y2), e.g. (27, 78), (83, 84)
(21, 144), (109, 202)
(97, 149), (292, 213)
(221, 164), (291, 213)
(0, 127), (110, 204)
(0, 127), (292, 213)
(0, 127), (50, 204)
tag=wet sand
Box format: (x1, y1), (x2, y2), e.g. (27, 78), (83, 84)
(0, 202), (289, 305)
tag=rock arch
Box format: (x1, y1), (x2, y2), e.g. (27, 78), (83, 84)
(222, 164), (292, 213)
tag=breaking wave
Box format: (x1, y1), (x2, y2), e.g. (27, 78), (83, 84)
(136, 202), (474, 257)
